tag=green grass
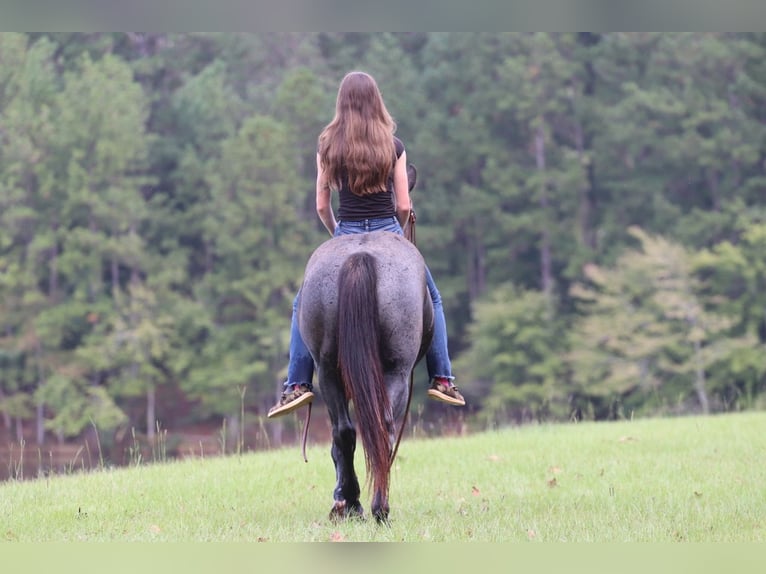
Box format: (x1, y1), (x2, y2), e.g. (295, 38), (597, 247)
(2, 411), (765, 542)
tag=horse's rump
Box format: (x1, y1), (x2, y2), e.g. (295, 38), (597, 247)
(298, 231), (433, 373)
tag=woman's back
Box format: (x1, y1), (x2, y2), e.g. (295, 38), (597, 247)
(337, 136), (404, 221)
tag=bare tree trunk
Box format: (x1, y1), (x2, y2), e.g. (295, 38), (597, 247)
(706, 168), (721, 213)
(575, 34), (599, 253)
(36, 402), (45, 445)
(111, 258), (119, 295)
(35, 224), (60, 446)
(574, 120), (596, 251)
(473, 232), (486, 299)
(15, 416), (23, 443)
(464, 227), (486, 303)
(0, 390), (11, 429)
(692, 339), (710, 415)
(535, 121), (554, 306)
(34, 341), (45, 446)
(88, 214), (99, 302)
(49, 232), (59, 303)
(146, 385), (156, 440)
(226, 413), (240, 454)
(130, 223), (140, 286)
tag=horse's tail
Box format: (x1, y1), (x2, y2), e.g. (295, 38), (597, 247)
(337, 252), (391, 499)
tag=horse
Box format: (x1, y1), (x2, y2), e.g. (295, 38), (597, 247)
(297, 230), (434, 523)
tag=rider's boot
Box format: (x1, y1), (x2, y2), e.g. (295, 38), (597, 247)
(267, 383), (314, 418)
(427, 377), (465, 406)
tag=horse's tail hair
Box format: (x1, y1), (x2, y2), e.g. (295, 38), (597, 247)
(337, 251), (391, 500)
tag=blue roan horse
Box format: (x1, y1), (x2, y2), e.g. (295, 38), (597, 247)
(297, 230), (434, 523)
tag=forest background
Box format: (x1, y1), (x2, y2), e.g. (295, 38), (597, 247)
(2, 32), (766, 466)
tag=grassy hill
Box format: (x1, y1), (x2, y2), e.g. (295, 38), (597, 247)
(2, 411), (765, 542)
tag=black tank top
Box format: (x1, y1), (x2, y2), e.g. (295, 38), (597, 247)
(337, 137), (404, 221)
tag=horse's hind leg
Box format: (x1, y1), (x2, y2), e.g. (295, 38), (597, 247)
(322, 368), (363, 521)
(329, 424), (364, 521)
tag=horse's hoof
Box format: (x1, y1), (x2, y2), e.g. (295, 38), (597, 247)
(329, 500), (346, 523)
(329, 500), (365, 523)
(372, 508), (390, 526)
(347, 501), (364, 520)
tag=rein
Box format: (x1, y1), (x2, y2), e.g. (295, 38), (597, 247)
(301, 402), (311, 463)
(404, 208), (416, 245)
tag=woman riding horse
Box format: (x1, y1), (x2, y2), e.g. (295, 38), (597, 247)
(268, 70), (464, 419)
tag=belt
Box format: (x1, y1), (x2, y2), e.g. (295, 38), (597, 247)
(338, 216), (396, 226)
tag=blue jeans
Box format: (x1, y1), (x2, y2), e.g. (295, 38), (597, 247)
(285, 216), (454, 390)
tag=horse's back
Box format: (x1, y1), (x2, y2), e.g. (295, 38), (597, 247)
(298, 231), (432, 368)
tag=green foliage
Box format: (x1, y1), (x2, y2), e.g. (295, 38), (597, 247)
(457, 283), (567, 422)
(35, 373), (127, 438)
(191, 113), (311, 413)
(693, 221), (766, 406)
(3, 33), (766, 445)
(591, 33), (766, 249)
(568, 227), (751, 418)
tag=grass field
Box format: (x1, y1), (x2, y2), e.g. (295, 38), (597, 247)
(2, 411), (764, 542)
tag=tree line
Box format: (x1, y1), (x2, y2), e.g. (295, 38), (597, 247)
(1, 33), (765, 448)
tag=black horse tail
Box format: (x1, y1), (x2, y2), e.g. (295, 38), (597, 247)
(336, 252), (392, 500)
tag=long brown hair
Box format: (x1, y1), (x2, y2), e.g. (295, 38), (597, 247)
(318, 71), (396, 196)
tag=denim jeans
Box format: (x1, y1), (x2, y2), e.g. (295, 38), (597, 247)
(285, 216), (454, 390)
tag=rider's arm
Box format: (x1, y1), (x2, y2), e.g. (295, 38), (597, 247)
(316, 153), (336, 236)
(393, 150), (411, 231)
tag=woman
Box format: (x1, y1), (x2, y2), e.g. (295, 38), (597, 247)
(267, 71), (464, 418)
